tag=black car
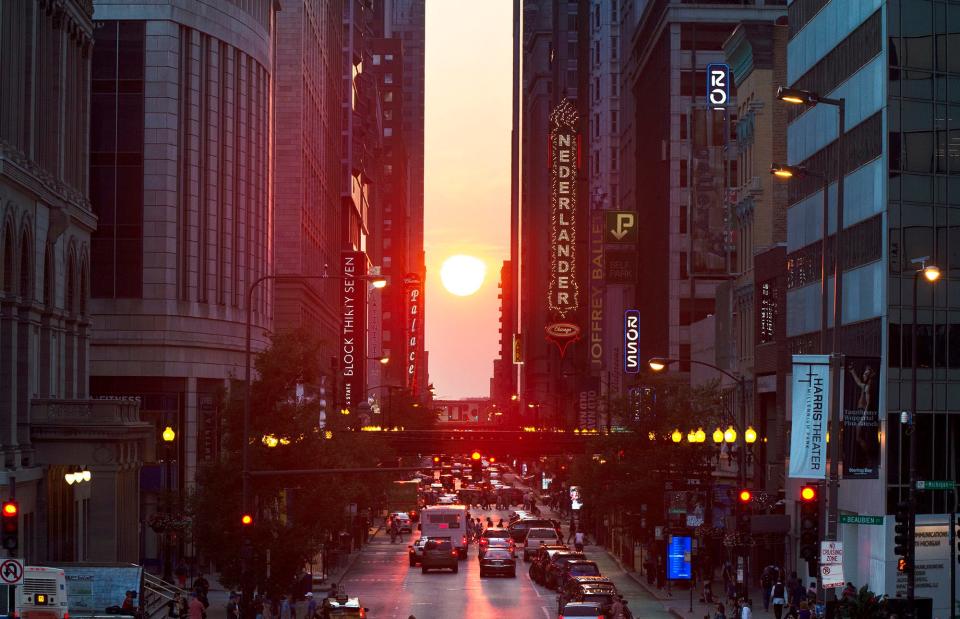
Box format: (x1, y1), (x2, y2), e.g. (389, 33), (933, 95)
(507, 517), (560, 543)
(478, 547), (517, 578)
(556, 560), (602, 591)
(528, 545), (569, 584)
(421, 537), (459, 574)
(558, 576), (618, 615)
(543, 551), (587, 589)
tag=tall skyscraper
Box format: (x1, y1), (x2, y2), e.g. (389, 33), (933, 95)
(88, 0), (277, 493)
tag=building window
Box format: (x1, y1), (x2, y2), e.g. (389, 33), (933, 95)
(384, 109), (393, 120)
(384, 73), (393, 84)
(611, 147), (618, 172)
(385, 54), (394, 62)
(385, 91), (393, 102)
(611, 110), (618, 134)
(373, 54), (381, 65)
(384, 127), (392, 137)
(611, 36), (618, 60)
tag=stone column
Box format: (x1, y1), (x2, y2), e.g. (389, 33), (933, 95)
(185, 377), (198, 488)
(87, 463), (121, 562)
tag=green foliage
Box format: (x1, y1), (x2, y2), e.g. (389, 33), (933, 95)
(188, 327), (394, 592)
(835, 586), (886, 619)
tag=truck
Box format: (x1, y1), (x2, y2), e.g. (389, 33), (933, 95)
(386, 480), (420, 520)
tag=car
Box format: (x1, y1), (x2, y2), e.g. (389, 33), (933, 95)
(543, 551), (587, 589)
(478, 528), (516, 558)
(508, 517), (561, 543)
(407, 536), (430, 566)
(390, 512), (412, 533)
(421, 537), (459, 574)
(478, 547), (516, 578)
(320, 593), (369, 618)
(522, 526), (563, 561)
(555, 560), (602, 591)
(558, 576), (618, 615)
(558, 602), (603, 619)
(527, 545), (568, 584)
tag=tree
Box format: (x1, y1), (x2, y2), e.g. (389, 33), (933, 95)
(188, 327), (394, 592)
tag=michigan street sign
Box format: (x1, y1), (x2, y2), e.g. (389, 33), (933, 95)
(915, 480), (956, 490)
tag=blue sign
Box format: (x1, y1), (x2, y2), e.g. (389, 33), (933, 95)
(667, 535), (692, 580)
(706, 63), (729, 109)
(624, 310), (640, 373)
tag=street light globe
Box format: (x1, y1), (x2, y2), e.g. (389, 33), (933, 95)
(772, 167), (794, 179)
(695, 428), (706, 443)
(370, 277), (388, 289)
(648, 431), (656, 441)
(648, 359), (667, 372)
(724, 426), (738, 443)
(261, 434), (279, 448)
(923, 265), (941, 282)
(379, 356), (390, 365)
(713, 428), (724, 444)
(64, 472), (76, 485)
(162, 426), (176, 443)
(671, 429), (682, 443)
(81, 470), (92, 482)
(745, 426), (758, 444)
(687, 430), (697, 443)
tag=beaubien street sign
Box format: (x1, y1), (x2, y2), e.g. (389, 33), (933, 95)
(839, 515), (884, 525)
(915, 480), (956, 490)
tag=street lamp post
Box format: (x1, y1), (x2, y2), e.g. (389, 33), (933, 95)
(776, 86), (846, 543)
(161, 425), (176, 582)
(908, 259), (941, 607)
(241, 272), (385, 619)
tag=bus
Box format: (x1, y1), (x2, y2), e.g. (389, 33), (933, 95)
(0, 566), (69, 619)
(418, 505), (467, 559)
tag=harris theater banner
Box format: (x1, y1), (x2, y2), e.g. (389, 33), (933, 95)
(789, 354), (830, 479)
(841, 356), (881, 479)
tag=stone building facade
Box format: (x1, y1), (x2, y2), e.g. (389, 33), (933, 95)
(0, 0), (152, 563)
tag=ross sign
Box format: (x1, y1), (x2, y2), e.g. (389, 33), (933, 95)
(707, 63), (729, 109)
(841, 356), (881, 479)
(340, 251), (368, 411)
(605, 211), (638, 244)
(916, 480), (956, 490)
(623, 310), (640, 374)
(839, 514), (884, 525)
(668, 535), (692, 580)
(589, 211), (605, 371)
(604, 250), (637, 284)
(547, 99), (580, 353)
(404, 274), (423, 392)
(789, 355), (830, 479)
(0, 559), (23, 584)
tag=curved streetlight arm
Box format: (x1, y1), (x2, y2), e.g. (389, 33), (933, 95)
(649, 356), (745, 425)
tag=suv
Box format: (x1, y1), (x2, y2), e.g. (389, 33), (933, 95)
(507, 517), (560, 543)
(479, 528), (515, 559)
(320, 594), (368, 618)
(543, 551), (587, 589)
(558, 576), (618, 615)
(527, 545), (568, 584)
(420, 537), (459, 574)
(556, 560), (602, 591)
(522, 526), (562, 561)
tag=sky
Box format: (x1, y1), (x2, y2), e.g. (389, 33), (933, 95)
(424, 1), (512, 400)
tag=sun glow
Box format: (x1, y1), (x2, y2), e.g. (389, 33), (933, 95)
(440, 255), (486, 296)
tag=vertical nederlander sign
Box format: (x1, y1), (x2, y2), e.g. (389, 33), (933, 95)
(341, 251), (367, 411)
(545, 99), (581, 356)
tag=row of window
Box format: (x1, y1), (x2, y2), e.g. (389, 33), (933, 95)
(784, 215), (883, 290)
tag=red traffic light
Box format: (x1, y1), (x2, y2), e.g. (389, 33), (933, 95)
(2, 502), (17, 517)
(241, 514), (253, 526)
(471, 451), (481, 461)
(432, 456), (440, 463)
(800, 486), (817, 502)
(738, 490), (752, 503)
(489, 457), (496, 463)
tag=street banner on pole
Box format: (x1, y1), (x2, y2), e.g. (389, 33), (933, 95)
(841, 356), (881, 479)
(789, 354), (830, 479)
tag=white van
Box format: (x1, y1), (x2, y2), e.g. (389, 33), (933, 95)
(418, 505), (467, 559)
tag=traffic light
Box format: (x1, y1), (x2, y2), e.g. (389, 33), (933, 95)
(798, 485), (820, 563)
(241, 513), (254, 527)
(894, 501), (912, 572)
(736, 489), (752, 533)
(470, 452), (482, 476)
(1, 500), (18, 552)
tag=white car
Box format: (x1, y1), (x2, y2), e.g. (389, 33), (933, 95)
(408, 536), (429, 566)
(390, 512), (412, 533)
(522, 527), (562, 561)
(438, 494), (458, 505)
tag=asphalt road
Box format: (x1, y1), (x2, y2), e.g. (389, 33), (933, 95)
(336, 508), (675, 619)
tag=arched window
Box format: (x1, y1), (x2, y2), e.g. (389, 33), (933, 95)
(66, 251), (76, 315)
(79, 257), (88, 315)
(1, 225), (13, 294)
(19, 230), (31, 301)
(43, 245), (53, 306)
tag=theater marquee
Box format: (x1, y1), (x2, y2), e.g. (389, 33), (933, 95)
(546, 99), (581, 356)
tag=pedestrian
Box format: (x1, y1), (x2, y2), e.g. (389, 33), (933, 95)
(703, 580), (713, 604)
(175, 564), (188, 589)
(567, 519), (577, 544)
(842, 582), (856, 600)
(304, 593), (317, 619)
(740, 598), (752, 619)
(253, 595), (264, 619)
(279, 596), (291, 619)
(610, 595), (627, 619)
(188, 593), (205, 619)
(574, 529), (585, 552)
(761, 565), (776, 612)
(721, 561), (734, 591)
(167, 593), (183, 619)
(798, 601), (811, 619)
(389, 518), (399, 544)
(225, 593), (239, 619)
(806, 581), (817, 605)
(714, 603), (726, 619)
(771, 578), (786, 619)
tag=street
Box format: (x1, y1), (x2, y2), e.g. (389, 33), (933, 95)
(336, 508), (675, 619)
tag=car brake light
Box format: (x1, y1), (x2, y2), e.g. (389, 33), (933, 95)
(452, 550), (458, 556)
(462, 535), (466, 545)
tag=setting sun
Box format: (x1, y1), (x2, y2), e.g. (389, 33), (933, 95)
(440, 255), (486, 297)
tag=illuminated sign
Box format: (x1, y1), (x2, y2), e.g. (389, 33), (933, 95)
(547, 98), (579, 320)
(624, 310), (640, 374)
(668, 535), (692, 580)
(512, 333), (523, 365)
(404, 274), (422, 392)
(590, 210), (604, 371)
(707, 63), (729, 109)
(605, 211), (637, 244)
(340, 251), (367, 410)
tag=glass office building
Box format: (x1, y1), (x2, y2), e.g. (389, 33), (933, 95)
(785, 0), (960, 606)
